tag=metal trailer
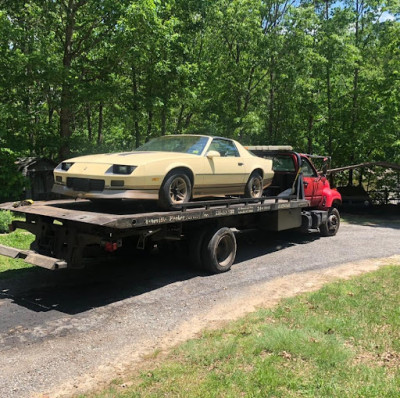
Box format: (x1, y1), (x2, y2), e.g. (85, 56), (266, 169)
(0, 172), (339, 274)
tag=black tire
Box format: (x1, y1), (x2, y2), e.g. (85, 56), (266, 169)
(320, 207), (340, 237)
(202, 227), (237, 274)
(158, 172), (192, 210)
(244, 172), (263, 198)
(188, 227), (208, 270)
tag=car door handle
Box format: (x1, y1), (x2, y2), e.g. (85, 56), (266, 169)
(238, 162), (244, 166)
(303, 181), (309, 187)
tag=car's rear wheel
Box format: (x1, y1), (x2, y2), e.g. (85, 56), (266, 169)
(159, 172), (192, 210)
(245, 171), (263, 198)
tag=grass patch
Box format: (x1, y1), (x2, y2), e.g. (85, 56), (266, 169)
(0, 228), (35, 278)
(89, 266), (400, 397)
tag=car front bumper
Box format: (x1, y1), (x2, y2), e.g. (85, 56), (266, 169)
(52, 183), (159, 200)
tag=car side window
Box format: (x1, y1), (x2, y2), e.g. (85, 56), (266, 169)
(272, 155), (295, 172)
(208, 139), (239, 157)
(301, 158), (317, 177)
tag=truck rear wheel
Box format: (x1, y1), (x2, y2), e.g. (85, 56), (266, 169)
(202, 227), (237, 273)
(320, 208), (340, 236)
(188, 227), (208, 270)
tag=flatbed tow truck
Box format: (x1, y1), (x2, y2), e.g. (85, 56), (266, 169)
(0, 148), (342, 274)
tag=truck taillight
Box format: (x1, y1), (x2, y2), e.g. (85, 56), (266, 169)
(102, 240), (122, 253)
(105, 242), (118, 252)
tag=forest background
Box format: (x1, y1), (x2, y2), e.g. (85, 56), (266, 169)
(0, 0), (399, 199)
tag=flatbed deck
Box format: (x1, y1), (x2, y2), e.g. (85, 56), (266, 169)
(0, 197), (309, 229)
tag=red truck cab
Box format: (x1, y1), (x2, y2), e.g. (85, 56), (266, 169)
(247, 146), (342, 210)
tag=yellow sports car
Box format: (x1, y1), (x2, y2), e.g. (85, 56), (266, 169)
(52, 135), (274, 208)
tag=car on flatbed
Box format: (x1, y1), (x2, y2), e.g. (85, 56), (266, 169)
(52, 135), (274, 209)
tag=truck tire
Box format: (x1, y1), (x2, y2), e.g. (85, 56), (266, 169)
(245, 172), (263, 198)
(158, 172), (192, 210)
(202, 227), (237, 273)
(320, 207), (340, 236)
(188, 227), (208, 270)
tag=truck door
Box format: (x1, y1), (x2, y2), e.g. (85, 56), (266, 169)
(301, 157), (324, 207)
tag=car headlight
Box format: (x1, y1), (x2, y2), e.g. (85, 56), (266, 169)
(112, 164), (137, 175)
(61, 162), (74, 171)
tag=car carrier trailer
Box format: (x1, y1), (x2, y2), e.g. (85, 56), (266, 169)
(0, 149), (341, 274)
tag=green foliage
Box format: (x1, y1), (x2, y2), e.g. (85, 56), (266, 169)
(0, 210), (12, 233)
(0, 0), (398, 170)
(0, 148), (25, 202)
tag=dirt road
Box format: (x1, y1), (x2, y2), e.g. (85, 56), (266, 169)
(0, 218), (399, 397)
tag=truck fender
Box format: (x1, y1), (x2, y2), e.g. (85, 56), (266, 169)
(322, 186), (342, 209)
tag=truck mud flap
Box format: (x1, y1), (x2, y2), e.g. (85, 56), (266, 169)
(0, 244), (67, 270)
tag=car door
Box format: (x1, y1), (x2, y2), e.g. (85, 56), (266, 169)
(202, 138), (247, 195)
(301, 157), (323, 207)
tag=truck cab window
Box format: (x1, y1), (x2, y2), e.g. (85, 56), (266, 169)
(301, 158), (317, 177)
(272, 155), (295, 172)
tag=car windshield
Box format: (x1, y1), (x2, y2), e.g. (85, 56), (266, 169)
(136, 136), (209, 155)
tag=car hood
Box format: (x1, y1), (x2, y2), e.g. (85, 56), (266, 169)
(63, 151), (200, 166)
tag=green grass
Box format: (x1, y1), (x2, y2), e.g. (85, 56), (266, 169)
(0, 228), (35, 278)
(89, 266), (400, 398)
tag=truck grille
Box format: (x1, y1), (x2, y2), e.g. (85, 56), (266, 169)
(66, 177), (105, 192)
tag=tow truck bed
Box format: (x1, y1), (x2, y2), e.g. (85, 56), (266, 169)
(0, 197), (308, 229)
(0, 162), (340, 274)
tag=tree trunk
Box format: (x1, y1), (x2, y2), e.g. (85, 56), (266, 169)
(146, 109), (153, 142)
(349, 0), (361, 186)
(161, 102), (167, 136)
(176, 104), (185, 133)
(325, 0), (333, 156)
(59, 2), (76, 160)
(131, 65), (141, 148)
(86, 104), (92, 140)
(268, 67), (275, 141)
(307, 114), (314, 154)
(97, 102), (103, 145)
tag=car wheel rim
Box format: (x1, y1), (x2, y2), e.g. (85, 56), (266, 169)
(169, 177), (188, 204)
(251, 177), (262, 198)
(216, 235), (235, 267)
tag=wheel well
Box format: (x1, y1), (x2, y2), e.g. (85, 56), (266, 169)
(332, 199), (342, 208)
(251, 168), (264, 179)
(164, 167), (194, 187)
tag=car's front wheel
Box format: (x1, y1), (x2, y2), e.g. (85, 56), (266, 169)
(158, 172), (192, 210)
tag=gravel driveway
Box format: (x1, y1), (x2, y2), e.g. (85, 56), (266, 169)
(0, 218), (399, 397)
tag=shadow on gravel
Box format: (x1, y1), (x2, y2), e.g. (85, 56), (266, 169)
(0, 252), (197, 315)
(0, 229), (323, 316)
(340, 211), (400, 230)
(235, 229), (321, 264)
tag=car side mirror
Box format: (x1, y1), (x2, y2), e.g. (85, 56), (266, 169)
(206, 150), (221, 158)
(321, 163), (328, 176)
